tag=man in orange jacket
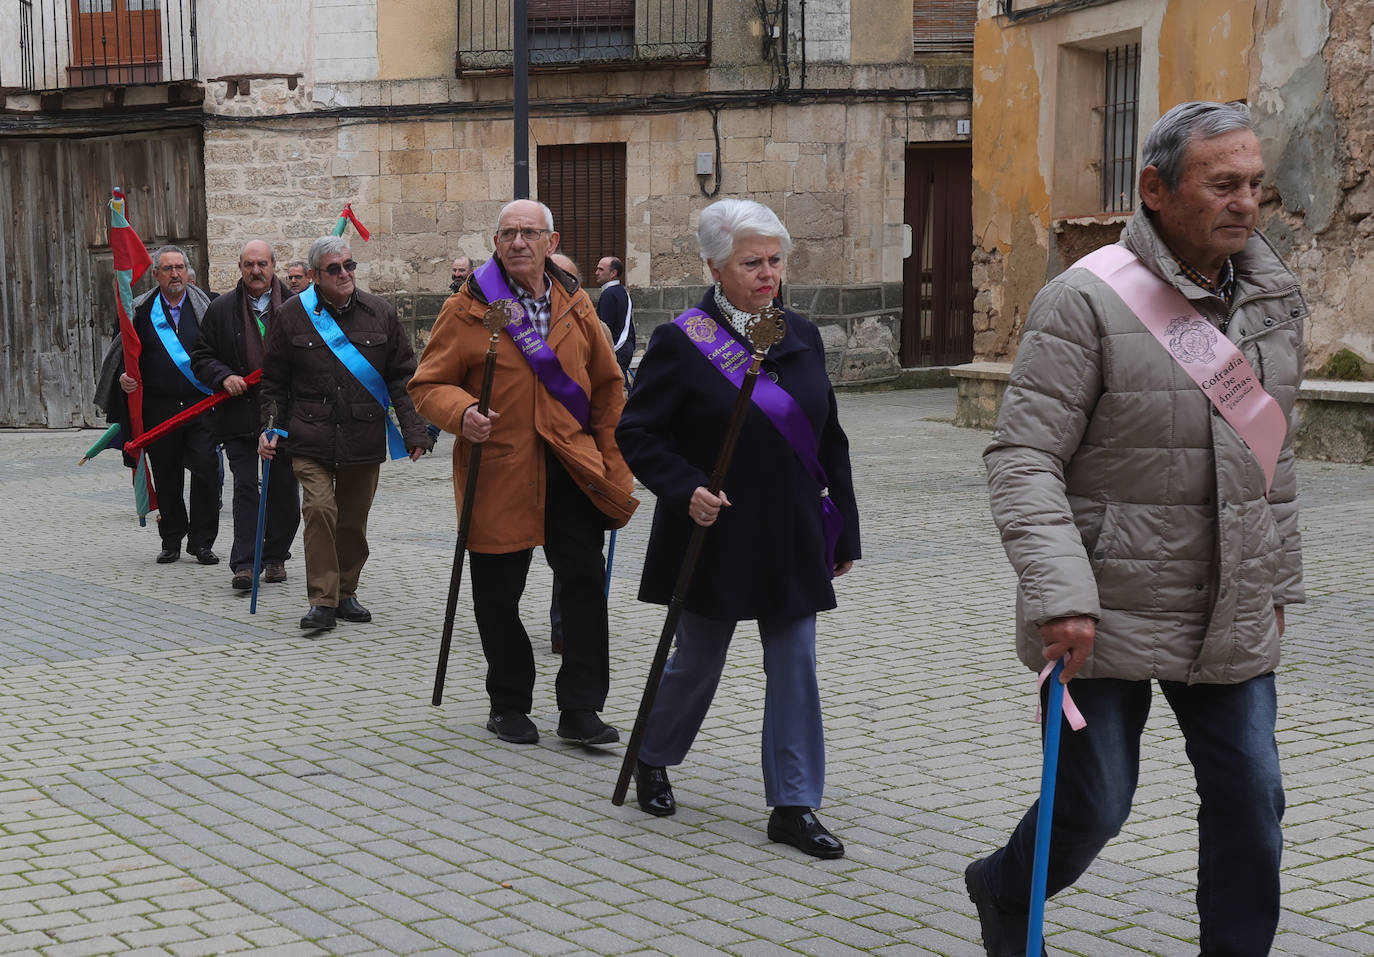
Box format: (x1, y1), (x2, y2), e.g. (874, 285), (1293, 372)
(410, 200), (638, 747)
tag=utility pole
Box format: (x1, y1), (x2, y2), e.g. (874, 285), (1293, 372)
(513, 0), (529, 199)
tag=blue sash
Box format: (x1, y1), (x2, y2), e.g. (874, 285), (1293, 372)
(299, 285), (408, 460)
(149, 297), (211, 394)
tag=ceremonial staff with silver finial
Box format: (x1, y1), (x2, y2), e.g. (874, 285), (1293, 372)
(612, 301), (785, 804)
(431, 301), (515, 705)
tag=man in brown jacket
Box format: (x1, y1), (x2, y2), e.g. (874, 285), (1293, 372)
(409, 200), (638, 747)
(259, 235), (433, 632)
(966, 101), (1304, 957)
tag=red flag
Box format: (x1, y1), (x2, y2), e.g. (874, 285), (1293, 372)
(110, 187), (158, 519)
(342, 203), (371, 241)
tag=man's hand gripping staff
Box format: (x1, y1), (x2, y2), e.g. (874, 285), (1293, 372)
(432, 300), (517, 706)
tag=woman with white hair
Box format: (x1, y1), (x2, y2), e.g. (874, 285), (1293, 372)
(615, 198), (861, 858)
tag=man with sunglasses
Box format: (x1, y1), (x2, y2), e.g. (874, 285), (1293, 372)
(410, 200), (638, 747)
(258, 235), (433, 631)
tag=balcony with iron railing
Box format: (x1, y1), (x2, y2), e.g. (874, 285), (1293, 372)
(1, 0), (198, 94)
(457, 0), (711, 73)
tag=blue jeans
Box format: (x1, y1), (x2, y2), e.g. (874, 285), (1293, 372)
(640, 611), (825, 808)
(983, 674), (1284, 957)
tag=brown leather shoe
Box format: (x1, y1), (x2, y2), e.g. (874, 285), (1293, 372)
(263, 562), (287, 583)
(231, 569), (253, 590)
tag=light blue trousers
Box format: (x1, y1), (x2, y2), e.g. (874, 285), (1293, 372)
(639, 609), (825, 809)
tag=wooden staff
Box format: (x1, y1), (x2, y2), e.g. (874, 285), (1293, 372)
(612, 305), (785, 806)
(432, 302), (514, 706)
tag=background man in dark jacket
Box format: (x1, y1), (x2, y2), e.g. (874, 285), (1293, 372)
(258, 236), (433, 631)
(593, 256), (634, 375)
(115, 245), (222, 565)
(193, 240), (301, 591)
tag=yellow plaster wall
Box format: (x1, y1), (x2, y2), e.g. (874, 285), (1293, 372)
(1157, 0), (1253, 110)
(850, 0), (913, 65)
(378, 0), (454, 80)
(971, 17), (1050, 253)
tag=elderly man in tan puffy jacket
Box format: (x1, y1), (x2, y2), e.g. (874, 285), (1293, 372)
(965, 101), (1305, 957)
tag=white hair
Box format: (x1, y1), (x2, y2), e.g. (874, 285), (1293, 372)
(497, 200), (555, 232)
(697, 199), (791, 266)
(308, 235), (351, 271)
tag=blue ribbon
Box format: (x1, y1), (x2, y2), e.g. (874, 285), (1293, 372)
(299, 286), (407, 460)
(149, 296), (212, 394)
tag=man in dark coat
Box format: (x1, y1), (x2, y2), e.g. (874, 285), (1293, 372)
(258, 236), (433, 631)
(192, 240), (301, 591)
(593, 256), (635, 374)
(113, 245), (222, 565)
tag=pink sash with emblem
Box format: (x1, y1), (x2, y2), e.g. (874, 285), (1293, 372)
(1075, 244), (1288, 492)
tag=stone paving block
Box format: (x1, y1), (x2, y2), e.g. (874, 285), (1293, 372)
(3, 393), (1373, 956)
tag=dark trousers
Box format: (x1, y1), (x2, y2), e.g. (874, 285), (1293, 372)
(223, 436), (301, 573)
(982, 673), (1284, 957)
(147, 419), (221, 553)
(469, 449), (608, 715)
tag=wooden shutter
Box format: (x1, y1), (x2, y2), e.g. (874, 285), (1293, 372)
(536, 143), (626, 275)
(913, 0), (976, 53)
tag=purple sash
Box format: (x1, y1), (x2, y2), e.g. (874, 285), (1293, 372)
(473, 258), (591, 431)
(674, 308), (845, 575)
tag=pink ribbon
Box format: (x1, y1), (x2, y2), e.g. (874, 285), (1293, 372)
(1075, 244), (1288, 493)
(1037, 659), (1087, 731)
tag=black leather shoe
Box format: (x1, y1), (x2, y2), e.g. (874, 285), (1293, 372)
(337, 596), (371, 623)
(299, 605), (336, 631)
(767, 808), (844, 860)
(964, 857), (1044, 957)
(486, 710), (539, 744)
(556, 710), (619, 745)
(156, 546), (180, 564)
(634, 761), (676, 817)
(194, 548), (220, 566)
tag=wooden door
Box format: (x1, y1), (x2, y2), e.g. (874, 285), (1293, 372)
(68, 0), (164, 86)
(0, 128), (206, 427)
(902, 146), (973, 366)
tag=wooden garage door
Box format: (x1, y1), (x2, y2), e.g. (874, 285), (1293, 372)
(0, 127), (206, 427)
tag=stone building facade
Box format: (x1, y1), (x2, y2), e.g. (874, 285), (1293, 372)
(192, 0), (973, 386)
(969, 0), (1373, 372)
(1, 0), (978, 426)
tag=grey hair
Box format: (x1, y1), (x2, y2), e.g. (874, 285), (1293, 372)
(1143, 100), (1254, 190)
(308, 236), (352, 271)
(286, 259), (308, 272)
(497, 200), (555, 232)
(186, 265), (197, 282)
(153, 245), (190, 270)
(697, 199), (792, 265)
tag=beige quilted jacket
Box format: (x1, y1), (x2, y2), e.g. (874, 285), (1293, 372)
(986, 209), (1305, 684)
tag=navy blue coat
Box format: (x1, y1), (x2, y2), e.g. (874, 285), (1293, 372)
(616, 293), (860, 622)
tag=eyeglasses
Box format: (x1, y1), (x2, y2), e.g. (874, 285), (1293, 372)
(323, 260), (358, 276)
(496, 227), (550, 244)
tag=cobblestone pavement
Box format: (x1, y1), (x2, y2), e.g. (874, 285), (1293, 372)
(2, 388), (1372, 957)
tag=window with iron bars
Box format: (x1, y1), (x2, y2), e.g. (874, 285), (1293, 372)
(456, 0), (711, 72)
(1101, 43), (1139, 213)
